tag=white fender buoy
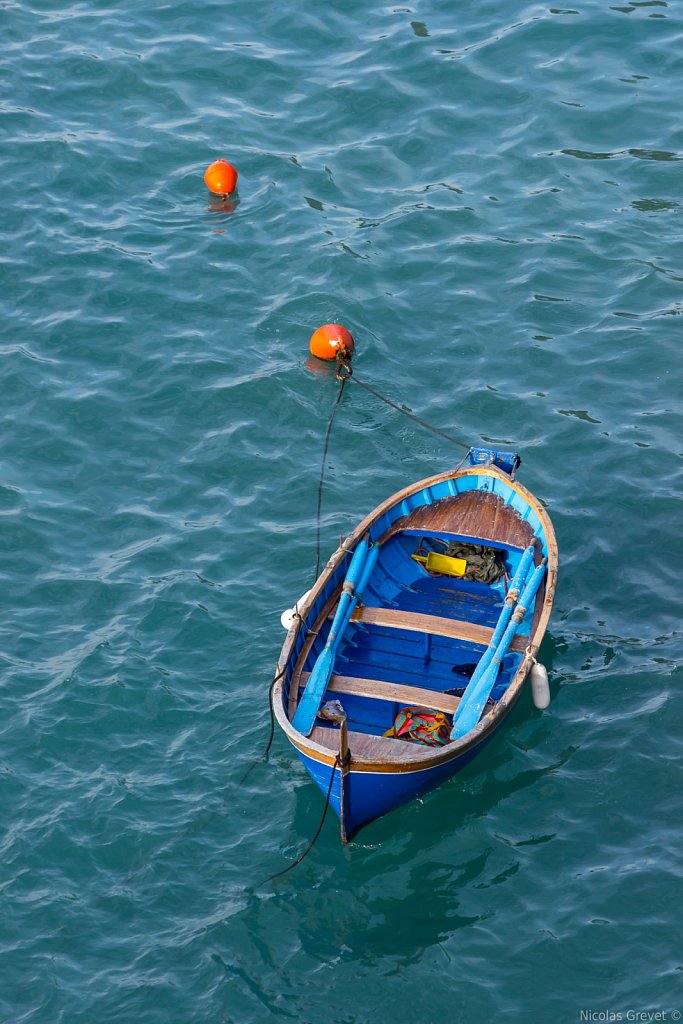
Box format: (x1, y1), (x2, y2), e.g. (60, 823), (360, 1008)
(280, 590), (312, 630)
(530, 661), (550, 709)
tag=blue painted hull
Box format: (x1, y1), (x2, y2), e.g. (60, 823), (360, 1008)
(296, 728), (497, 839)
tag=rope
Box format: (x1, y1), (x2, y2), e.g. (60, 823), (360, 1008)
(262, 756), (341, 884)
(249, 356), (473, 874)
(249, 363), (468, 777)
(240, 375), (346, 790)
(237, 613), (305, 787)
(347, 371), (470, 451)
(236, 670), (282, 787)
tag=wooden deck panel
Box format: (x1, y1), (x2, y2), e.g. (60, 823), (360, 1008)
(381, 490), (536, 550)
(309, 725), (421, 762)
(350, 605), (528, 653)
(299, 672), (462, 715)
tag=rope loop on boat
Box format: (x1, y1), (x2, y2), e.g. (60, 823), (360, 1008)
(263, 755), (341, 884)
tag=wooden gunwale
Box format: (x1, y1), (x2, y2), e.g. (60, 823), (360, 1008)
(273, 464), (558, 773)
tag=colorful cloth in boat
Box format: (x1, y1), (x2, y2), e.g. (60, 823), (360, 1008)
(389, 707), (451, 747)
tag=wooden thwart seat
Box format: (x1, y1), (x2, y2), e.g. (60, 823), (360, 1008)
(350, 605), (527, 653)
(299, 672), (461, 715)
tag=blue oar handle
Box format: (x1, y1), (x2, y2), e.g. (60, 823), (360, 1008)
(510, 559), (547, 627)
(292, 537), (372, 735)
(324, 537), (370, 648)
(343, 544), (380, 628)
(507, 543), (539, 604)
(451, 544), (537, 721)
(324, 544), (381, 673)
(326, 543), (379, 672)
(451, 559), (547, 739)
(355, 542), (379, 600)
(484, 559), (547, 677)
(344, 535), (372, 589)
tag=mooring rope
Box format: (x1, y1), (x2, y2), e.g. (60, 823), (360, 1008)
(262, 755), (341, 885)
(237, 666), (285, 787)
(346, 369), (470, 451)
(251, 358), (473, 876)
(247, 369), (469, 767)
(315, 359), (470, 579)
(237, 611), (307, 787)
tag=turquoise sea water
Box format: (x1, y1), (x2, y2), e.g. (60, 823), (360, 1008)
(2, 1), (682, 1021)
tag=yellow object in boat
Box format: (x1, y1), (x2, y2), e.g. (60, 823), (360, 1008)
(411, 551), (467, 577)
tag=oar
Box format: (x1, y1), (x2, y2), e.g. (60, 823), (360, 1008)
(343, 542), (380, 625)
(293, 541), (378, 736)
(455, 543), (537, 705)
(451, 558), (547, 739)
(293, 537), (371, 735)
(310, 542), (380, 710)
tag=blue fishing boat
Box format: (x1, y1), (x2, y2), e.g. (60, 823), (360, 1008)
(273, 448), (558, 841)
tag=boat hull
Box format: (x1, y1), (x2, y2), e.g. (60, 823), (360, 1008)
(293, 720), (501, 840)
(274, 455), (557, 840)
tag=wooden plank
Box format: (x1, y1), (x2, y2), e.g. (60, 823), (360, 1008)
(309, 725), (419, 762)
(379, 489), (536, 550)
(299, 672), (462, 715)
(350, 605), (528, 653)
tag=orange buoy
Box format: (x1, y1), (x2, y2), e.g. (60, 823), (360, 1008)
(204, 159), (238, 196)
(309, 323), (355, 362)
